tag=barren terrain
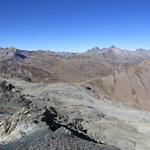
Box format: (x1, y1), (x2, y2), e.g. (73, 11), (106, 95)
(1, 47), (150, 149)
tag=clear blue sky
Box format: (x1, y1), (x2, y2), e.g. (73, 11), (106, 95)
(0, 0), (150, 52)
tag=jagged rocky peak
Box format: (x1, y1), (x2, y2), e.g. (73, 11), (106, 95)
(110, 45), (116, 48)
(136, 48), (149, 52)
(0, 47), (17, 60)
(0, 47), (17, 52)
(86, 45), (122, 55)
(91, 46), (101, 51)
(108, 45), (122, 54)
(0, 47), (28, 61)
(86, 47), (101, 53)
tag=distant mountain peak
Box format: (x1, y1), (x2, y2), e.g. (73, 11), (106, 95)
(0, 47), (17, 61)
(86, 47), (101, 53)
(110, 45), (116, 49)
(86, 46), (122, 55)
(109, 47), (122, 54)
(92, 47), (100, 50)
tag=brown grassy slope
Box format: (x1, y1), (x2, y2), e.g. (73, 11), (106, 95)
(2, 47), (150, 83)
(83, 61), (150, 111)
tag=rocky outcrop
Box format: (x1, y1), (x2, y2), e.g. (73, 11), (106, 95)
(0, 48), (17, 61)
(1, 45), (150, 149)
(0, 103), (120, 150)
(0, 127), (120, 150)
(0, 80), (150, 149)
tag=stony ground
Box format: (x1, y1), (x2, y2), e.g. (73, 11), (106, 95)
(0, 80), (120, 150)
(0, 78), (150, 150)
(0, 127), (120, 150)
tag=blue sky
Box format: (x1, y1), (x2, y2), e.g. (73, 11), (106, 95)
(0, 0), (150, 52)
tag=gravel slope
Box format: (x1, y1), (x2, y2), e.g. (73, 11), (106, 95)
(0, 78), (149, 150)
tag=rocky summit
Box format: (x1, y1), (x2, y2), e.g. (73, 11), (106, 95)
(0, 47), (150, 150)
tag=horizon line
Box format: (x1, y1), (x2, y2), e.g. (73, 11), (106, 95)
(1, 45), (150, 53)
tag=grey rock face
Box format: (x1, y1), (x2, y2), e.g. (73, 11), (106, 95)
(0, 79), (150, 150)
(0, 99), (120, 150)
(0, 127), (120, 150)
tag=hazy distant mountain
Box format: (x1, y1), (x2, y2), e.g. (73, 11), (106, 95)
(1, 46), (150, 110)
(1, 46), (150, 149)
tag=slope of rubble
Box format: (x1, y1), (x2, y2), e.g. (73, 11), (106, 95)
(0, 79), (150, 150)
(0, 80), (120, 150)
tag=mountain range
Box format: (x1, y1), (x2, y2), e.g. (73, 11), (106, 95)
(1, 46), (150, 110)
(1, 46), (150, 150)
